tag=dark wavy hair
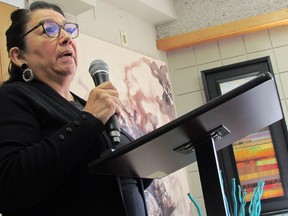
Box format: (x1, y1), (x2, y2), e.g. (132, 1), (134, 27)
(5, 1), (65, 83)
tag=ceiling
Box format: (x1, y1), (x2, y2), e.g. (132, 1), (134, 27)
(100, 0), (176, 24)
(45, 0), (96, 15)
(46, 0), (177, 24)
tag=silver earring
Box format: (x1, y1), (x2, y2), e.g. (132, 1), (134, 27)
(22, 68), (34, 82)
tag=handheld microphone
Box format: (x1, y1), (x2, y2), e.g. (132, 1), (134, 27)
(89, 59), (121, 145)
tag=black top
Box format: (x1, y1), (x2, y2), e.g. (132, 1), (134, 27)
(0, 80), (150, 216)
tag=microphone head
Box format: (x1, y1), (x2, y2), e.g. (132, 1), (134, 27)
(89, 59), (109, 76)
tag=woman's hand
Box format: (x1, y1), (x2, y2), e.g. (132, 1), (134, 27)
(83, 81), (121, 125)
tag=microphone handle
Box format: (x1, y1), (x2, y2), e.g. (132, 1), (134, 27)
(92, 72), (121, 145)
(106, 115), (121, 144)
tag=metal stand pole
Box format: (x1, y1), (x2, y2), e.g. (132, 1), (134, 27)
(195, 136), (229, 216)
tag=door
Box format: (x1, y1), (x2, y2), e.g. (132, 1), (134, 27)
(0, 2), (17, 83)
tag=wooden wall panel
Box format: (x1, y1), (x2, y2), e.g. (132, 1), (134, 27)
(0, 2), (17, 83)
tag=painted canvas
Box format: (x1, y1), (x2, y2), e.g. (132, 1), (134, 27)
(72, 33), (195, 215)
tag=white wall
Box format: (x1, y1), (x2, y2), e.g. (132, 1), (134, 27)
(2, 0), (167, 62)
(167, 25), (288, 216)
(75, 0), (167, 62)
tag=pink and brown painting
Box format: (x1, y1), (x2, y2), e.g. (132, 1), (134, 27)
(73, 33), (195, 215)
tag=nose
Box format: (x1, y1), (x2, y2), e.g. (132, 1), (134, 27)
(59, 28), (73, 45)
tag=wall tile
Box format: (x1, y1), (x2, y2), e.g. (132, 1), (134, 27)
(197, 61), (223, 90)
(244, 30), (272, 53)
(282, 100), (288, 127)
(187, 171), (203, 197)
(218, 36), (246, 59)
(198, 61), (223, 73)
(194, 198), (207, 216)
(167, 47), (196, 70)
(197, 61), (223, 73)
(194, 42), (221, 65)
(174, 92), (204, 116)
(275, 74), (284, 100)
(170, 66), (200, 95)
(186, 162), (199, 172)
(247, 50), (279, 74)
(200, 90), (208, 104)
(222, 55), (248, 66)
(269, 26), (288, 48)
(274, 46), (288, 72)
(279, 72), (288, 99)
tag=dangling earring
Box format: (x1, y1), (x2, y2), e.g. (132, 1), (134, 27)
(21, 63), (34, 82)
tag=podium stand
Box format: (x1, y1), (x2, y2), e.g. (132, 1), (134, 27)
(89, 72), (283, 215)
(196, 136), (229, 215)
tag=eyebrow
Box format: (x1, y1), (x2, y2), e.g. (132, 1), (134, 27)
(38, 18), (68, 25)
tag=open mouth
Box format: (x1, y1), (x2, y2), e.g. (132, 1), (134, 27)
(63, 53), (72, 57)
(60, 51), (73, 57)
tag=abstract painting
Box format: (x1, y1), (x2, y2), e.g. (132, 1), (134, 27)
(72, 33), (194, 215)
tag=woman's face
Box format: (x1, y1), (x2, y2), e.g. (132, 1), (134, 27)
(21, 9), (78, 83)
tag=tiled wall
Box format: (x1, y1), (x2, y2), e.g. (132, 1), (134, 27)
(166, 25), (288, 215)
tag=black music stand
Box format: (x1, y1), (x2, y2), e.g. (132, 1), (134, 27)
(89, 72), (283, 215)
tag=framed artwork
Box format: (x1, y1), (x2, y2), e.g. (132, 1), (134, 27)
(201, 56), (288, 215)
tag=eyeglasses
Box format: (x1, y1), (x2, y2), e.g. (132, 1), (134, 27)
(20, 21), (79, 39)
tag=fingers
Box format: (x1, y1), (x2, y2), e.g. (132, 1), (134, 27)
(97, 81), (117, 91)
(83, 81), (121, 125)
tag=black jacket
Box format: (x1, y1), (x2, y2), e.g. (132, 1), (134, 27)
(0, 80), (150, 216)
